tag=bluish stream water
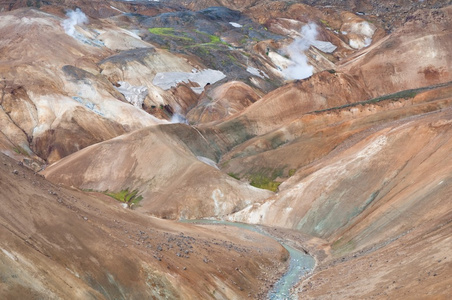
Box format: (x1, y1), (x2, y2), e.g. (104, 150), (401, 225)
(180, 219), (315, 299)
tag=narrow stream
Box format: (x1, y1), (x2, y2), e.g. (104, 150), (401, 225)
(180, 219), (315, 299)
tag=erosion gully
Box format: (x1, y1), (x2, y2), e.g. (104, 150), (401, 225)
(180, 219), (315, 300)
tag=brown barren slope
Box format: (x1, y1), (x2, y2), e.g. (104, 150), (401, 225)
(227, 85), (452, 298)
(2, 2), (452, 299)
(42, 124), (272, 219)
(339, 6), (452, 96)
(0, 152), (288, 299)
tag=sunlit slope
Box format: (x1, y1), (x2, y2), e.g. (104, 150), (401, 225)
(42, 124), (272, 219)
(0, 152), (287, 299)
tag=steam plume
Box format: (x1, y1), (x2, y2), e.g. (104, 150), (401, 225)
(62, 8), (88, 37)
(282, 23), (317, 80)
(170, 113), (188, 124)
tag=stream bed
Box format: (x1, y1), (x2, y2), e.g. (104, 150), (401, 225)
(180, 219), (315, 299)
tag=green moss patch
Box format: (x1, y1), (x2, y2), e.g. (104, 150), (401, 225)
(247, 168), (285, 192)
(194, 30), (228, 46)
(227, 172), (240, 180)
(148, 27), (228, 47)
(105, 189), (143, 209)
(249, 174), (281, 192)
(149, 27), (194, 42)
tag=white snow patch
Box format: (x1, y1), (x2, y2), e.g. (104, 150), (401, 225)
(229, 22), (242, 28)
(363, 37), (372, 47)
(114, 81), (148, 108)
(196, 156), (219, 169)
(311, 40), (337, 53)
(191, 87), (205, 94)
(246, 66), (269, 79)
(153, 69), (226, 93)
(170, 113), (188, 124)
(123, 29), (142, 40)
(110, 6), (125, 13)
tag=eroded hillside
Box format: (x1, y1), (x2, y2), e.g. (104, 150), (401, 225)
(1, 0), (452, 299)
(0, 152), (287, 299)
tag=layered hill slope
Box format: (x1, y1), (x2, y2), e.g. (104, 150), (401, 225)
(42, 124), (272, 219)
(41, 2), (452, 233)
(0, 152), (287, 299)
(339, 6), (452, 96)
(187, 81), (261, 124)
(299, 193), (452, 299)
(223, 83), (452, 299)
(2, 1), (452, 299)
(199, 70), (371, 149)
(202, 5), (452, 153)
(0, 8), (164, 165)
(227, 83), (452, 234)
